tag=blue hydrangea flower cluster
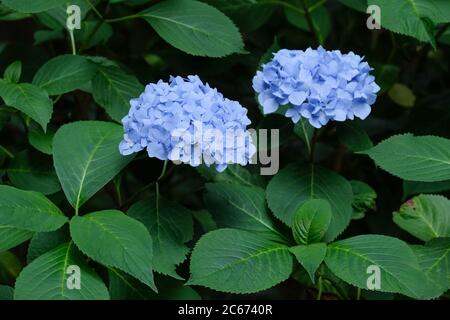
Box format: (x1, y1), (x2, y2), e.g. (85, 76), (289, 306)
(119, 75), (256, 172)
(252, 47), (380, 128)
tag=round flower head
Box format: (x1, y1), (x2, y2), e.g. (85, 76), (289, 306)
(119, 75), (256, 172)
(252, 47), (380, 128)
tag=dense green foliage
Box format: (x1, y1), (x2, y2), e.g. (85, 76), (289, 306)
(0, 0), (449, 300)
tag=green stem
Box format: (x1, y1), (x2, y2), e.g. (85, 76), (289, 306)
(308, 0), (327, 13)
(301, 0), (321, 44)
(356, 287), (361, 300)
(69, 29), (77, 55)
(274, 1), (305, 15)
(84, 0), (103, 20)
(104, 14), (140, 23)
(156, 160), (169, 213)
(317, 275), (323, 300)
(0, 144), (14, 158)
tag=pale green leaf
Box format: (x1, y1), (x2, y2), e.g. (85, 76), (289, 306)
(388, 83), (416, 108)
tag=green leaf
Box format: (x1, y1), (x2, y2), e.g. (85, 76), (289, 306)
(0, 225), (33, 252)
(70, 210), (156, 291)
(411, 238), (450, 295)
(266, 164), (353, 242)
(325, 235), (429, 299)
(336, 120), (373, 152)
(188, 228), (293, 293)
(3, 61), (21, 83)
(0, 185), (67, 232)
(0, 80), (52, 131)
(388, 83), (416, 108)
(394, 194), (450, 241)
(289, 243), (326, 283)
(128, 196), (193, 279)
(35, 0), (92, 30)
(53, 121), (133, 210)
(292, 199), (331, 245)
(204, 182), (279, 234)
(7, 150), (61, 195)
(28, 122), (54, 155)
(27, 228), (70, 263)
(0, 4), (30, 21)
(0, 251), (22, 280)
(203, 0), (275, 32)
(32, 55), (98, 95)
(367, 0), (450, 44)
(403, 180), (450, 198)
(14, 242), (110, 300)
(34, 30), (64, 45)
(0, 285), (14, 300)
(350, 180), (377, 219)
(1, 0), (69, 13)
(192, 210), (217, 233)
(76, 21), (113, 50)
(361, 134), (450, 182)
(140, 0), (245, 57)
(92, 65), (143, 122)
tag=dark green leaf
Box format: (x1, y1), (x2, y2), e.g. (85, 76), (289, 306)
(14, 242), (110, 300)
(188, 228), (293, 293)
(266, 164), (353, 241)
(70, 210), (156, 291)
(140, 0), (245, 57)
(128, 196), (193, 279)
